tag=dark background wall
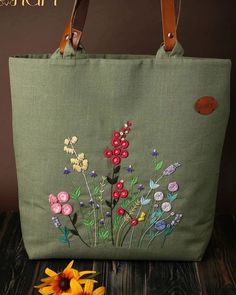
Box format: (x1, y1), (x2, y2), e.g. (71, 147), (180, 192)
(0, 0), (235, 212)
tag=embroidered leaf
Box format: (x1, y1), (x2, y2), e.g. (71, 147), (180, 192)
(72, 213), (78, 225)
(105, 200), (112, 208)
(63, 226), (69, 238)
(81, 219), (95, 226)
(113, 165), (121, 174)
(93, 185), (101, 195)
(70, 229), (79, 236)
(114, 215), (121, 229)
(121, 199), (130, 208)
(167, 193), (178, 202)
(150, 209), (162, 225)
(141, 196), (151, 205)
(155, 160), (163, 171)
(71, 187), (81, 200)
(149, 179), (160, 190)
(58, 236), (68, 243)
(113, 199), (118, 207)
(99, 229), (109, 240)
(107, 175), (119, 185)
(164, 226), (174, 236)
(131, 176), (139, 186)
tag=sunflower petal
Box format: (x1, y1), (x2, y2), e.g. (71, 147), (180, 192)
(70, 278), (84, 293)
(41, 277), (54, 283)
(45, 267), (58, 277)
(84, 279), (95, 293)
(63, 260), (74, 273)
(79, 270), (96, 278)
(93, 286), (106, 295)
(34, 283), (48, 289)
(79, 279), (98, 285)
(38, 286), (54, 295)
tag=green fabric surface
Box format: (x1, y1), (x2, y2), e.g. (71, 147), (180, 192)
(9, 42), (231, 260)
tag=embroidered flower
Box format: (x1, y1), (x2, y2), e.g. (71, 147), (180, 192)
(71, 136), (78, 144)
(152, 149), (159, 157)
(112, 181), (129, 200)
(52, 216), (61, 228)
(137, 184), (145, 191)
(49, 192), (73, 216)
(127, 165), (134, 173)
(88, 170), (97, 177)
(73, 159), (89, 173)
(155, 220), (167, 231)
(163, 163), (181, 176)
(63, 167), (71, 175)
(104, 121), (132, 166)
(168, 181), (179, 192)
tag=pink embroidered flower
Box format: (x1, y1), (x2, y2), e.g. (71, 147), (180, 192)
(57, 191), (70, 203)
(168, 181), (179, 192)
(48, 194), (58, 205)
(51, 203), (62, 214)
(61, 204), (73, 216)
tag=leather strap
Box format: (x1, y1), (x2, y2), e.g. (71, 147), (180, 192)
(59, 0), (177, 54)
(59, 0), (90, 54)
(161, 0), (177, 51)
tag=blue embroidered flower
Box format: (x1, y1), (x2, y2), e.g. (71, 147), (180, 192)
(105, 211), (111, 218)
(79, 201), (84, 207)
(127, 165), (134, 173)
(88, 170), (97, 177)
(99, 219), (105, 225)
(137, 184), (145, 191)
(152, 149), (159, 157)
(154, 220), (167, 231)
(63, 167), (71, 175)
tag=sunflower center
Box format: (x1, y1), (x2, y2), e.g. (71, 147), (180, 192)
(59, 278), (70, 291)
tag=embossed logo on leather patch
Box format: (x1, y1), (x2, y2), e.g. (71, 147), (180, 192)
(195, 96), (218, 115)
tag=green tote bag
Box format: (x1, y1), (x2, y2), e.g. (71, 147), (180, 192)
(9, 0), (231, 260)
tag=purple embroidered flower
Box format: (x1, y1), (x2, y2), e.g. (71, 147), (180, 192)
(137, 184), (145, 191)
(52, 216), (61, 228)
(79, 201), (84, 207)
(88, 170), (97, 178)
(63, 167), (71, 175)
(89, 199), (95, 206)
(127, 165), (134, 173)
(105, 211), (111, 218)
(168, 181), (179, 192)
(152, 149), (159, 157)
(163, 163), (180, 176)
(99, 219), (105, 225)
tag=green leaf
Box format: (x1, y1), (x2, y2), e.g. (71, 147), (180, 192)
(71, 187), (81, 200)
(58, 236), (68, 243)
(167, 193), (178, 202)
(99, 229), (109, 240)
(121, 199), (130, 208)
(80, 219), (94, 226)
(164, 227), (174, 236)
(70, 229), (79, 236)
(155, 160), (163, 171)
(72, 213), (78, 225)
(63, 226), (69, 237)
(107, 175), (119, 185)
(93, 185), (101, 195)
(113, 165), (121, 174)
(131, 176), (138, 186)
(114, 215), (121, 228)
(150, 209), (162, 225)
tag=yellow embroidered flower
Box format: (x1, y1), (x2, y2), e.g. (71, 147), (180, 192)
(63, 279), (105, 295)
(34, 260), (96, 295)
(64, 138), (70, 145)
(78, 153), (85, 160)
(138, 212), (146, 222)
(73, 159), (89, 173)
(71, 136), (78, 144)
(71, 158), (79, 164)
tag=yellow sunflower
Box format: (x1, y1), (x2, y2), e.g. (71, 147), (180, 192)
(63, 279), (105, 295)
(34, 260), (96, 295)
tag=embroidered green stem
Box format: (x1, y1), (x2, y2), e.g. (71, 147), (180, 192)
(137, 174), (164, 247)
(59, 227), (70, 248)
(128, 205), (143, 248)
(147, 230), (165, 248)
(120, 225), (132, 247)
(110, 170), (115, 246)
(68, 215), (90, 247)
(82, 171), (97, 247)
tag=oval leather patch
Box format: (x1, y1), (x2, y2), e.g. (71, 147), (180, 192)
(195, 96), (218, 115)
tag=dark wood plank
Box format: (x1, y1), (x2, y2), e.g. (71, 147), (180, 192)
(0, 212), (38, 295)
(197, 214), (236, 295)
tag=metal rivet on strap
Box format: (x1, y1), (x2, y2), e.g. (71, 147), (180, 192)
(167, 32), (174, 39)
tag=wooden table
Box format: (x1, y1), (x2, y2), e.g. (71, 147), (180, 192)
(0, 212), (235, 295)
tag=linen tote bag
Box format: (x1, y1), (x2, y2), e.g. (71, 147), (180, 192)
(9, 0), (231, 260)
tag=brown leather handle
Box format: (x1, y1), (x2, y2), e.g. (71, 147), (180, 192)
(59, 0), (90, 54)
(59, 0), (177, 54)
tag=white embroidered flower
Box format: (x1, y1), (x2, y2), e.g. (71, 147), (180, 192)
(64, 138), (70, 145)
(73, 164), (82, 172)
(71, 136), (78, 144)
(64, 146), (69, 153)
(67, 148), (74, 154)
(70, 158), (79, 164)
(78, 153), (85, 160)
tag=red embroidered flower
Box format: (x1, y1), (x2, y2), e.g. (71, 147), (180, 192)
(117, 207), (125, 216)
(104, 121), (132, 166)
(130, 218), (138, 226)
